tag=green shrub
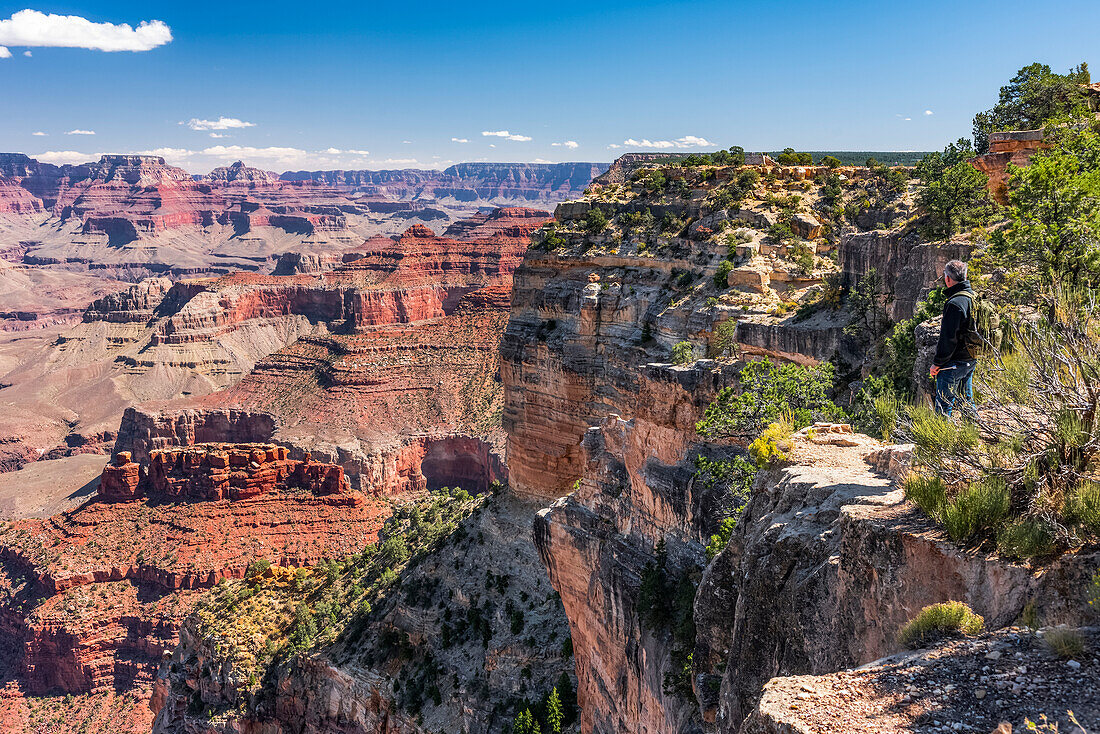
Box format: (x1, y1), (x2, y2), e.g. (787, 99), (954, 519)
(897, 601), (984, 648)
(903, 474), (947, 516)
(907, 406), (979, 463)
(708, 319), (738, 360)
(998, 518), (1056, 559)
(245, 559), (272, 579)
(748, 420), (793, 467)
(819, 155), (842, 168)
(788, 241), (814, 275)
(1044, 627), (1086, 658)
(671, 341), (695, 365)
(1087, 571), (1100, 617)
(705, 517), (737, 561)
(697, 359), (843, 440)
(584, 208), (608, 234)
(713, 260), (733, 289)
(939, 478), (1010, 542)
(1065, 481), (1100, 535)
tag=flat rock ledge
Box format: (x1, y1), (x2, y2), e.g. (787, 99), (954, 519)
(742, 626), (1100, 734)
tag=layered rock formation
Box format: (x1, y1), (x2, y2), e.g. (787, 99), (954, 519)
(0, 445), (386, 703)
(499, 154), (1097, 734)
(970, 129), (1048, 202)
(115, 208), (549, 496)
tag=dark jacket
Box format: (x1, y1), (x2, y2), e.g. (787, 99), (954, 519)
(933, 281), (976, 367)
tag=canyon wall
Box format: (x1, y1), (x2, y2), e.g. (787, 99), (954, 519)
(0, 444), (385, 705)
(500, 156), (1094, 734)
(116, 208), (549, 496)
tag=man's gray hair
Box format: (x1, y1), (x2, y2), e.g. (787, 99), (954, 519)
(944, 260), (968, 283)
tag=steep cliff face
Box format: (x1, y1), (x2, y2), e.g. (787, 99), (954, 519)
(501, 155), (1096, 734)
(502, 158), (896, 733)
(117, 209), (549, 495)
(152, 492), (576, 734)
(0, 445), (385, 702)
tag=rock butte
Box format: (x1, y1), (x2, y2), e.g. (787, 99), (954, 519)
(0, 206), (549, 482)
(0, 442), (385, 709)
(114, 207), (549, 496)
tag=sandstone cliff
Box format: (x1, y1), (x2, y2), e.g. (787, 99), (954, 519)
(500, 154), (1099, 734)
(0, 443), (385, 717)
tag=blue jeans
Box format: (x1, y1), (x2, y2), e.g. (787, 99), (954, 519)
(934, 359), (977, 419)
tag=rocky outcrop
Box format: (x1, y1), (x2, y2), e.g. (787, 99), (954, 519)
(837, 228), (973, 321)
(693, 435), (1098, 732)
(0, 445), (386, 697)
(970, 129), (1048, 202)
(102, 443), (347, 502)
(742, 626), (1100, 733)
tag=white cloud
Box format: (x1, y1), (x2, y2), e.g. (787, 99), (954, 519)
(904, 117), (912, 121)
(65, 129), (95, 135)
(622, 135), (713, 149)
(552, 140), (580, 149)
(187, 117), (255, 131)
(0, 46), (10, 58)
(23, 49), (30, 57)
(924, 109), (934, 115)
(31, 131), (46, 136)
(401, 140), (412, 144)
(482, 130), (532, 142)
(322, 148), (370, 156)
(130, 145), (416, 173)
(32, 150), (97, 165)
(677, 135), (713, 147)
(607, 143), (622, 149)
(451, 137), (469, 143)
(208, 133), (227, 138)
(0, 9), (171, 52)
(489, 143), (496, 148)
(532, 158), (554, 164)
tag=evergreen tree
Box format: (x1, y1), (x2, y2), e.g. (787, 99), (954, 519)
(513, 709), (533, 734)
(972, 62), (1091, 153)
(555, 672), (578, 725)
(545, 688), (564, 734)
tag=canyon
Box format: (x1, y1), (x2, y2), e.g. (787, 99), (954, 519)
(1, 146), (1096, 734)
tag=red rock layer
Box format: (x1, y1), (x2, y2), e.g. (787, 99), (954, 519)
(115, 208), (549, 495)
(0, 156), (605, 248)
(0, 446), (388, 696)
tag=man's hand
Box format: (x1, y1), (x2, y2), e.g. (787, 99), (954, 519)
(929, 365), (941, 378)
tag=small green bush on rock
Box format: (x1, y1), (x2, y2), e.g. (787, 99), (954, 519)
(898, 601), (984, 648)
(903, 474), (947, 516)
(998, 518), (1056, 559)
(938, 478), (1010, 542)
(1066, 481), (1100, 535)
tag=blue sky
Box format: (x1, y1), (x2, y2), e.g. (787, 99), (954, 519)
(0, 0), (1097, 172)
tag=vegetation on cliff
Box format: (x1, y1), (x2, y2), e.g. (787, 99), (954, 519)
(972, 61), (1092, 153)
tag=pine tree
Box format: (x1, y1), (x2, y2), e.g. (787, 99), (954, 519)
(513, 709), (534, 734)
(545, 687), (564, 734)
(555, 672), (577, 725)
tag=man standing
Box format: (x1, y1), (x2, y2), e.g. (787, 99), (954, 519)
(930, 260), (978, 418)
